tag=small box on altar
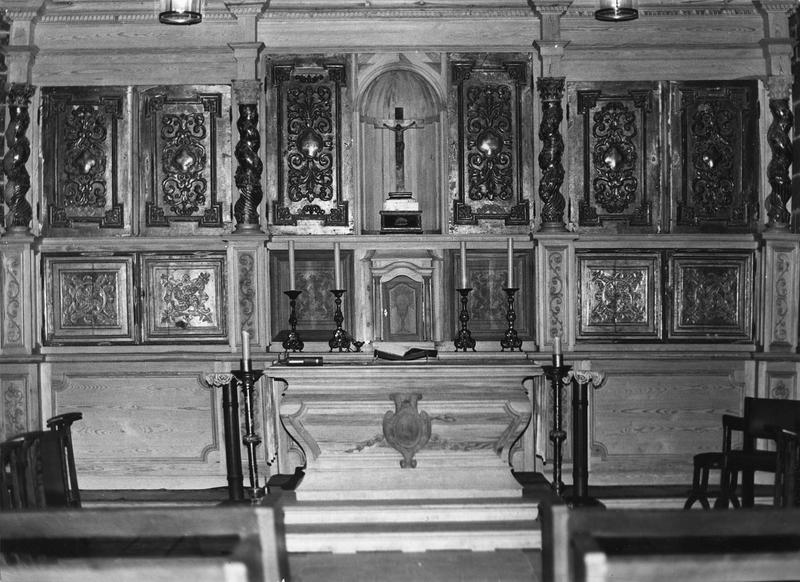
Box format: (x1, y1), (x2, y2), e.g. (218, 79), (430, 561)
(380, 210), (423, 234)
(380, 191), (423, 234)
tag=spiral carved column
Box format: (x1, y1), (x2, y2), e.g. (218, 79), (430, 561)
(766, 77), (793, 228)
(233, 80), (264, 232)
(537, 77), (567, 231)
(3, 84), (35, 234)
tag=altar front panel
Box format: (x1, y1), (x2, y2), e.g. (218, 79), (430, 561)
(266, 359), (537, 500)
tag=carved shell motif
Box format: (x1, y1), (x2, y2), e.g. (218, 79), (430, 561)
(382, 393), (431, 468)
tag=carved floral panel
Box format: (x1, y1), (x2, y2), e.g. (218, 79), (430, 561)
(41, 86), (128, 232)
(567, 82), (659, 228)
(577, 252), (662, 341)
(272, 63), (348, 226)
(451, 57), (530, 225)
(141, 253), (227, 342)
(42, 255), (135, 344)
(139, 85), (232, 231)
(672, 81), (759, 230)
(668, 251), (753, 341)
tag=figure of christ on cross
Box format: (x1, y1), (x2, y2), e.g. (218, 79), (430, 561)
(377, 107), (426, 196)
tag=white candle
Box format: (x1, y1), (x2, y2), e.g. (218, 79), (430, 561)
(288, 240), (296, 290)
(241, 329), (251, 371)
(460, 242), (468, 289)
(334, 242), (342, 289)
(553, 336), (563, 367)
(507, 238), (514, 288)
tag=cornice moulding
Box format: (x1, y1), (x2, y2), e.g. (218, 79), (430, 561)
(258, 7), (536, 19)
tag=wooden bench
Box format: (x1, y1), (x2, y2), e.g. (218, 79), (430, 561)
(540, 496), (800, 582)
(0, 502), (289, 582)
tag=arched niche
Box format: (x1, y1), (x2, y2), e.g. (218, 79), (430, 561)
(359, 68), (443, 234)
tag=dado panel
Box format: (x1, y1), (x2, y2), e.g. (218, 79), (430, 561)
(45, 361), (225, 489)
(587, 359), (749, 485)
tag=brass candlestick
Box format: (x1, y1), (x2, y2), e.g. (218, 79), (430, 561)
(500, 287), (523, 351)
(282, 289), (304, 352)
(328, 289), (355, 352)
(453, 287), (476, 351)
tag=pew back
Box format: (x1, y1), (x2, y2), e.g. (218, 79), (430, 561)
(0, 503), (288, 582)
(540, 497), (800, 582)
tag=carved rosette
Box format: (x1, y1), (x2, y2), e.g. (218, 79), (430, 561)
(233, 80), (264, 231)
(3, 84), (35, 233)
(382, 393), (431, 468)
(766, 96), (793, 227)
(537, 77), (566, 229)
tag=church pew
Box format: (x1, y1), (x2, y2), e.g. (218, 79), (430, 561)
(0, 503), (288, 582)
(540, 497), (800, 582)
(2, 557), (250, 582)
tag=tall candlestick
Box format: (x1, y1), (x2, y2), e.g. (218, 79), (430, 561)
(288, 240), (296, 290)
(241, 329), (251, 372)
(460, 242), (468, 288)
(334, 242), (342, 289)
(507, 238), (514, 288)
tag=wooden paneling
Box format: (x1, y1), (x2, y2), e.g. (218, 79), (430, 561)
(47, 362), (225, 489)
(587, 360), (747, 484)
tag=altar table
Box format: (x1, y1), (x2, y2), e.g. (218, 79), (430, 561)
(264, 356), (538, 501)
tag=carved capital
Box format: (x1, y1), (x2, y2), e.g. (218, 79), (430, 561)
(537, 76), (565, 102)
(204, 373), (235, 388)
(563, 370), (606, 388)
(232, 79), (262, 104)
(768, 75), (792, 100)
(7, 83), (35, 106)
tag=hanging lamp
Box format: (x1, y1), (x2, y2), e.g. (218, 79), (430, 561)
(595, 0), (638, 22)
(159, 0), (202, 25)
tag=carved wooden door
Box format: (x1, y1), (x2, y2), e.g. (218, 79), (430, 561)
(381, 275), (425, 342)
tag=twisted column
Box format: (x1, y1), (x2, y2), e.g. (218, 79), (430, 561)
(537, 77), (567, 230)
(3, 84), (35, 234)
(766, 77), (793, 228)
(232, 80), (264, 232)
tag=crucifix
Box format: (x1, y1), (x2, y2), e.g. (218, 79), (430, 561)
(377, 107), (425, 196)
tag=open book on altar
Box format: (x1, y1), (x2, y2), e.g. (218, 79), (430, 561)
(373, 341), (438, 361)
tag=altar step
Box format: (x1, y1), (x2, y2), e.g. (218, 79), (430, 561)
(282, 498), (541, 553)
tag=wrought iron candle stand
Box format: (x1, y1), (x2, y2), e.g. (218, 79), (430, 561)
(282, 290), (304, 352)
(543, 362), (572, 496)
(232, 364), (266, 503)
(563, 369), (606, 508)
(453, 287), (476, 351)
(500, 287), (523, 351)
(328, 289), (355, 352)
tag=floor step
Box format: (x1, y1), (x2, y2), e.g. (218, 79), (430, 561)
(283, 497), (541, 553)
(284, 498), (538, 525)
(286, 520), (541, 553)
